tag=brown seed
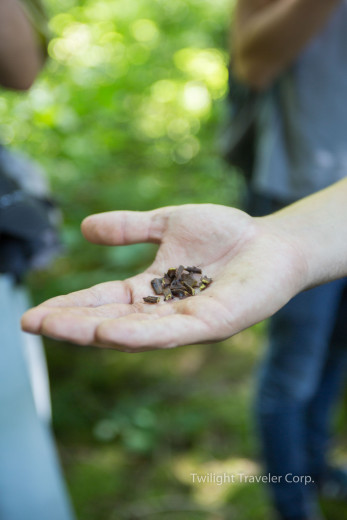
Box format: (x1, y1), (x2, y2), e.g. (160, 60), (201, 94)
(175, 265), (185, 280)
(201, 276), (212, 286)
(171, 288), (189, 299)
(151, 278), (163, 295)
(186, 266), (202, 274)
(163, 286), (173, 301)
(162, 274), (171, 287)
(143, 296), (160, 304)
(170, 280), (186, 290)
(144, 265), (212, 303)
(181, 273), (199, 287)
(182, 282), (195, 295)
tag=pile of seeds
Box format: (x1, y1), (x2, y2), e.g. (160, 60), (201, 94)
(143, 265), (212, 304)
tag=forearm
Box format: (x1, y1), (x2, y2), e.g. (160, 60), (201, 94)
(0, 0), (44, 90)
(263, 178), (347, 290)
(232, 0), (341, 89)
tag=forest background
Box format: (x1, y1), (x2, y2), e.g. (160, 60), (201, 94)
(1, 0), (346, 518)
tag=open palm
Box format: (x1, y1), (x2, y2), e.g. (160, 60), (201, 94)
(21, 204), (305, 351)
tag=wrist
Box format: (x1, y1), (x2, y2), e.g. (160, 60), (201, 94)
(257, 212), (311, 295)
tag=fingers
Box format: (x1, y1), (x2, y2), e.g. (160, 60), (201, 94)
(21, 301), (129, 335)
(95, 313), (212, 351)
(21, 288), (177, 335)
(21, 280), (132, 333)
(39, 311), (162, 348)
(41, 313), (104, 346)
(21, 295), (221, 351)
(81, 207), (172, 246)
(39, 310), (212, 351)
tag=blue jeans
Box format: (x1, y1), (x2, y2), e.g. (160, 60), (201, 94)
(0, 275), (75, 520)
(248, 191), (347, 519)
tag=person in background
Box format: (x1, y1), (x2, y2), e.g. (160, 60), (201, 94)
(0, 1), (75, 519)
(17, 2), (347, 520)
(231, 1), (347, 519)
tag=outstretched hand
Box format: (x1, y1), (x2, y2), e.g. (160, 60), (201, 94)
(21, 204), (307, 352)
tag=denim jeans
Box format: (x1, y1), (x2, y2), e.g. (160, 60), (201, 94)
(247, 191), (347, 520)
(0, 275), (75, 520)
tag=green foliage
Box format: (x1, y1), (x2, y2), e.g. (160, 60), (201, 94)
(47, 333), (270, 520)
(1, 0), (244, 294)
(2, 0), (346, 519)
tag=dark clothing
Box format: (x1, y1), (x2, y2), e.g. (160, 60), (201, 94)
(248, 191), (347, 519)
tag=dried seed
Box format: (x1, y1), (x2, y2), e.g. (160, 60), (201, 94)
(182, 282), (195, 295)
(175, 265), (185, 280)
(163, 286), (173, 301)
(162, 274), (171, 287)
(181, 273), (199, 287)
(186, 266), (202, 274)
(144, 264), (212, 303)
(151, 278), (163, 295)
(143, 296), (160, 304)
(171, 288), (189, 299)
(170, 280), (186, 290)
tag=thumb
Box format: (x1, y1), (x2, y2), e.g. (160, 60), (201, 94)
(81, 207), (173, 246)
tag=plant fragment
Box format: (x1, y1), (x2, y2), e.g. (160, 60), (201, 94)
(143, 265), (212, 304)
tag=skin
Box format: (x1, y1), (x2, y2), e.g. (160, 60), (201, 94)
(232, 0), (341, 89)
(21, 203), (304, 352)
(18, 2), (347, 351)
(0, 0), (44, 90)
(21, 178), (347, 352)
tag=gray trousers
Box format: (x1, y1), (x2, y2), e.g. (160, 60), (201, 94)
(0, 275), (75, 520)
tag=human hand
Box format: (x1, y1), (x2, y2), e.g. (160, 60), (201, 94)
(21, 204), (307, 352)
